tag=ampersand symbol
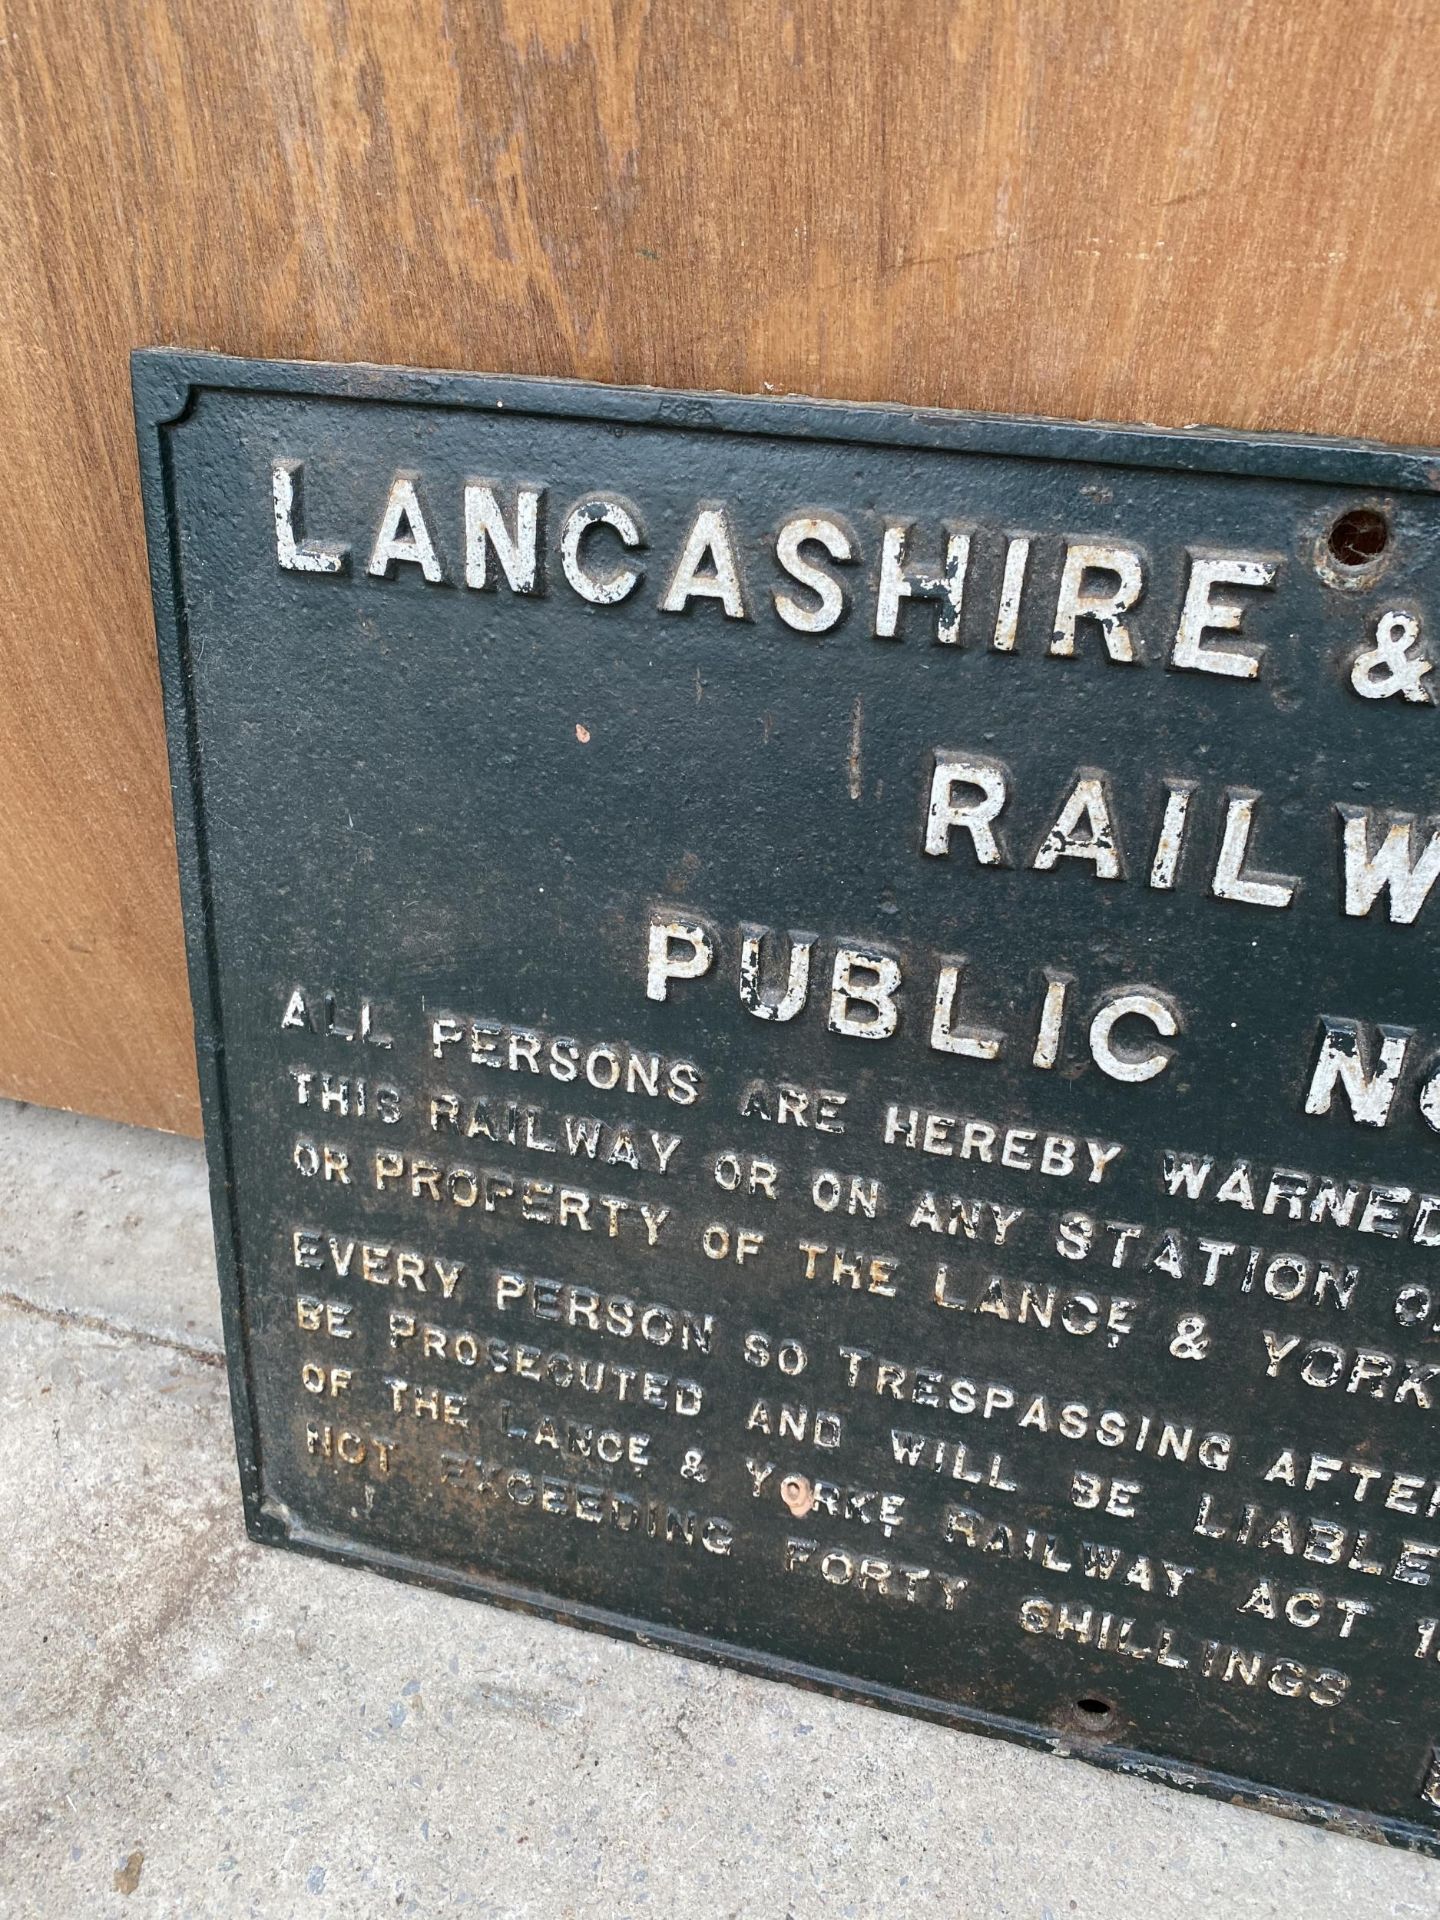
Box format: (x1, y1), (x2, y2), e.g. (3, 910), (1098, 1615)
(1350, 610), (1435, 704)
(1169, 1313), (1211, 1361)
(680, 1448), (709, 1483)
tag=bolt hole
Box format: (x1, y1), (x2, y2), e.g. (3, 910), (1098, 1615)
(1074, 1695), (1114, 1722)
(1327, 507), (1389, 568)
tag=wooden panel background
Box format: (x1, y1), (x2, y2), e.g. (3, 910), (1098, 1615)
(2, 0), (1438, 1133)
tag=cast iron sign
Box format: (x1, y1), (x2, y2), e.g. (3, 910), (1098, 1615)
(136, 350), (1440, 1849)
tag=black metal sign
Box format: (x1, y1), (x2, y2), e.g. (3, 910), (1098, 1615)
(136, 350), (1440, 1849)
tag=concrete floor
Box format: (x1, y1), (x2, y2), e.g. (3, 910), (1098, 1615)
(1, 1097), (1438, 1919)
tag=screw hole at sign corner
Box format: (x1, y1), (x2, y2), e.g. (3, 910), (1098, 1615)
(1326, 506), (1390, 569)
(1074, 1695), (1114, 1724)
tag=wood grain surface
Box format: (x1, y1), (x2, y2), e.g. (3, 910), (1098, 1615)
(2, 0), (1438, 1132)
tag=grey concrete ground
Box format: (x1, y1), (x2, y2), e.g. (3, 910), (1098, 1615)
(1, 1097), (1437, 1919)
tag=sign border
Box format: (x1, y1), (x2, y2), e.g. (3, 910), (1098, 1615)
(132, 348), (1440, 1854)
